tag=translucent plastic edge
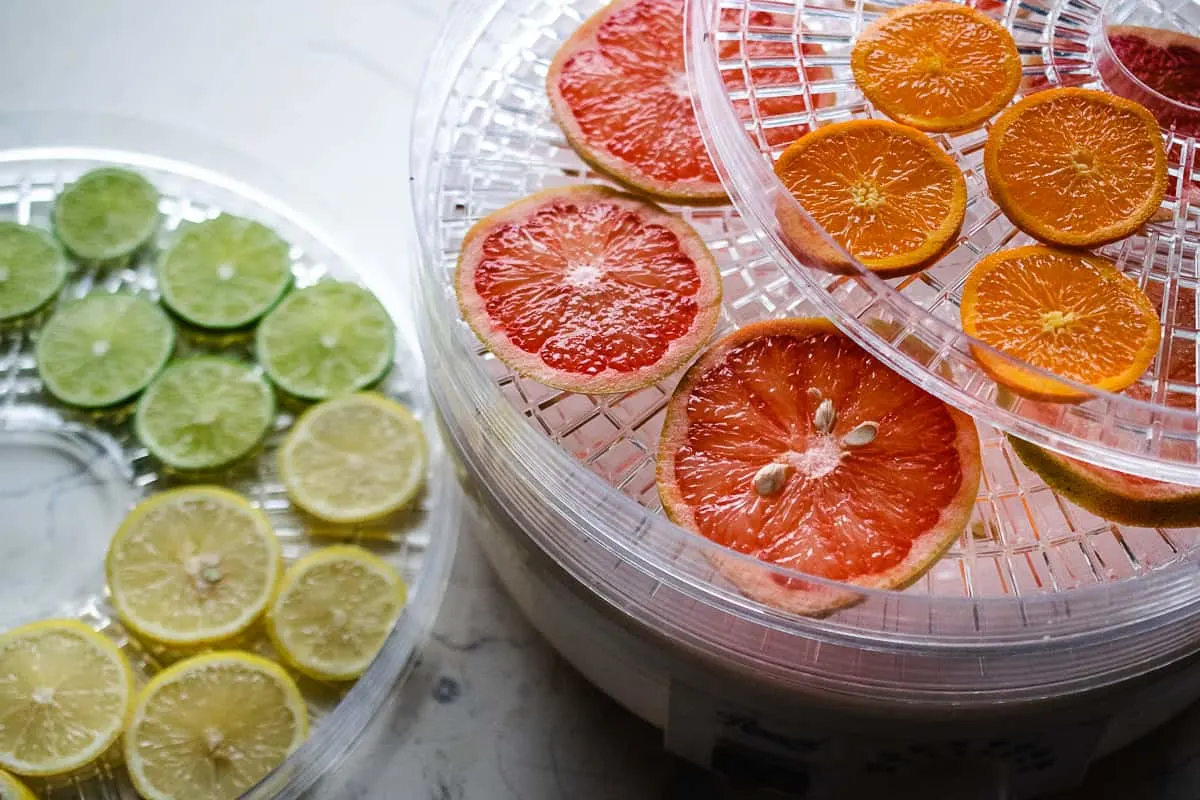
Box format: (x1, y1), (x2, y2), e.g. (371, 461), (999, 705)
(459, 440), (1200, 700)
(422, 290), (1200, 651)
(410, 0), (1200, 652)
(684, 0), (1200, 485)
(1096, 2), (1200, 116)
(0, 141), (461, 800)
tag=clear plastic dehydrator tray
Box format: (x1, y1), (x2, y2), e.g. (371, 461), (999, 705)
(413, 0), (1200, 702)
(0, 145), (458, 798)
(692, 0), (1200, 485)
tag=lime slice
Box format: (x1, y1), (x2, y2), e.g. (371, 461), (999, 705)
(0, 620), (135, 777)
(124, 651), (307, 800)
(267, 545), (407, 681)
(53, 168), (160, 263)
(135, 356), (275, 472)
(256, 281), (394, 400)
(0, 770), (36, 800)
(278, 393), (427, 523)
(158, 214), (293, 330)
(107, 487), (282, 648)
(0, 223), (67, 323)
(36, 293), (175, 408)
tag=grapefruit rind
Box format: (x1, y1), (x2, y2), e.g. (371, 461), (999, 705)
(851, 2), (1021, 133)
(657, 317), (981, 616)
(456, 184), (722, 395)
(546, 0), (728, 205)
(983, 88), (1168, 248)
(1008, 435), (1200, 528)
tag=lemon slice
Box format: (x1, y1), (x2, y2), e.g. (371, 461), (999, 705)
(125, 652), (307, 800)
(278, 393), (427, 524)
(267, 546), (407, 681)
(106, 487), (282, 648)
(0, 620), (134, 777)
(0, 769), (36, 800)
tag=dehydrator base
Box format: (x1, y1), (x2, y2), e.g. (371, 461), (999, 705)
(459, 464), (1200, 799)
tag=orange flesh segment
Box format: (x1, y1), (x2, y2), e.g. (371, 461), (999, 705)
(986, 89), (1167, 245)
(474, 196), (704, 376)
(852, 2), (1019, 131)
(556, 0), (719, 187)
(672, 330), (964, 579)
(774, 120), (965, 269)
(962, 246), (1160, 394)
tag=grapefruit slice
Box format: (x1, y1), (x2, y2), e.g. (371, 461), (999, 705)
(1008, 436), (1200, 528)
(1104, 25), (1200, 136)
(657, 318), (981, 615)
(547, 0), (833, 203)
(456, 185), (721, 394)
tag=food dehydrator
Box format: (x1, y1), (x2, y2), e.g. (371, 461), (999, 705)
(411, 0), (1200, 795)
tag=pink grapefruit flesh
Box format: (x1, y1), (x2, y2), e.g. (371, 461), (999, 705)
(1104, 25), (1200, 136)
(547, 0), (728, 203)
(456, 185), (722, 394)
(547, 0), (832, 203)
(657, 318), (981, 615)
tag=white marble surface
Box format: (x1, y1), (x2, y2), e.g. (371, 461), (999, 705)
(4, 2), (1200, 798)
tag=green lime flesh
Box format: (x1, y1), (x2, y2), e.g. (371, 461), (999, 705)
(0, 223), (68, 322)
(53, 168), (160, 263)
(256, 281), (394, 401)
(36, 293), (175, 408)
(158, 214), (293, 330)
(135, 356), (275, 472)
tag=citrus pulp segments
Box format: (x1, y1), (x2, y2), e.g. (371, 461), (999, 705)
(772, 119), (967, 277)
(546, 0), (728, 204)
(657, 318), (981, 615)
(267, 546), (408, 682)
(35, 292), (176, 408)
(52, 168), (160, 263)
(687, 0), (1200, 484)
(255, 281), (394, 401)
(984, 88), (1168, 247)
(134, 356), (275, 472)
(456, 184), (722, 394)
(0, 770), (36, 800)
(1009, 436), (1200, 528)
(0, 620), (134, 777)
(124, 652), (308, 800)
(850, 2), (1020, 132)
(157, 214), (293, 330)
(0, 223), (67, 323)
(278, 393), (427, 524)
(106, 487), (283, 648)
(960, 246), (1161, 401)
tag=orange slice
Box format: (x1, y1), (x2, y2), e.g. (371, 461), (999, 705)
(984, 88), (1168, 247)
(657, 318), (981, 616)
(852, 2), (1020, 132)
(961, 245), (1161, 401)
(456, 185), (722, 394)
(774, 119), (966, 277)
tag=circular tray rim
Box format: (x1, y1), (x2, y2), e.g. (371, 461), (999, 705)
(685, 0), (1200, 485)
